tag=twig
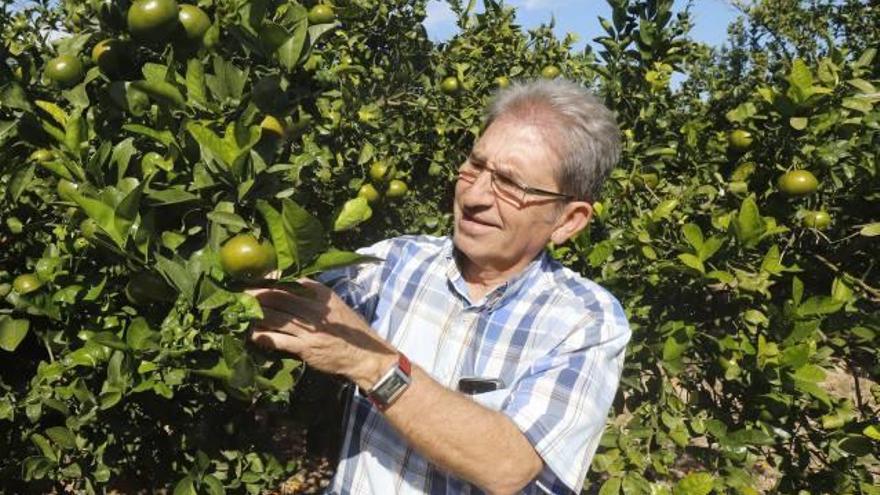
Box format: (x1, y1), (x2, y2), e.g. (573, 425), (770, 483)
(812, 253), (880, 303)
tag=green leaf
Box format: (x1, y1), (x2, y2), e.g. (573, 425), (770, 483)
(677, 253), (705, 273)
(651, 199), (678, 222)
(206, 56), (248, 103)
(830, 277), (854, 303)
(202, 474), (226, 495)
(45, 426), (76, 450)
(146, 187), (200, 205)
(9, 165), (36, 201)
(206, 211), (248, 230)
(71, 193), (126, 247)
(90, 332), (128, 351)
(726, 428), (774, 446)
(588, 240), (615, 267)
(0, 316), (30, 352)
(787, 59), (813, 97)
(123, 124), (177, 147)
(130, 79), (185, 108)
(229, 354), (256, 390)
(256, 200), (295, 271)
(308, 22), (337, 46)
(839, 435), (874, 456)
(35, 99), (68, 125)
(797, 296), (843, 317)
(598, 477), (621, 495)
(299, 251), (381, 278)
(111, 138), (137, 182)
(333, 197), (373, 232)
(681, 223), (703, 250)
(0, 82), (32, 111)
(126, 317), (158, 351)
(674, 472), (714, 495)
(262, 359), (301, 392)
(791, 363), (826, 383)
(859, 223), (880, 236)
(863, 425), (880, 441)
(156, 256), (195, 302)
(792, 276), (804, 306)
(731, 195), (766, 248)
(780, 343), (810, 369)
(114, 183), (143, 243)
(699, 237), (724, 261)
(842, 96), (873, 114)
(847, 78), (876, 93)
(64, 109), (86, 156)
(277, 5), (308, 71)
(173, 476), (197, 495)
(185, 58), (208, 108)
(31, 434), (58, 462)
(0, 119), (18, 147)
(186, 121), (260, 172)
(186, 122), (238, 166)
(725, 102), (757, 123)
(281, 199), (326, 268)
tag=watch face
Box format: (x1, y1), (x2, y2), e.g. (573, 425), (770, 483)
(374, 371), (408, 399)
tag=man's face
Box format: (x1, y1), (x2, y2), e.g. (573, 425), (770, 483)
(453, 116), (566, 274)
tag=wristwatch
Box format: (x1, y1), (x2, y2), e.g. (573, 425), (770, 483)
(365, 353), (412, 411)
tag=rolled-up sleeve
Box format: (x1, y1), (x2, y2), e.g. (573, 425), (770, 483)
(502, 294), (631, 494)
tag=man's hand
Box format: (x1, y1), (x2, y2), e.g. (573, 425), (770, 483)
(247, 278), (397, 390)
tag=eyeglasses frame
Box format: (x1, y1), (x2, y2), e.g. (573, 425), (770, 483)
(458, 154), (575, 203)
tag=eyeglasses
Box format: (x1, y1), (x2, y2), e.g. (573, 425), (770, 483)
(457, 155), (574, 204)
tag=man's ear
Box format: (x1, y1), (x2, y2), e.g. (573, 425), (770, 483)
(550, 201), (593, 245)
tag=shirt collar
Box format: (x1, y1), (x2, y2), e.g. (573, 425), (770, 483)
(442, 237), (548, 311)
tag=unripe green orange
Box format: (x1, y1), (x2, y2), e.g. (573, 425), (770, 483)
(358, 183), (380, 203)
(386, 179), (408, 199)
(260, 115), (286, 138)
(540, 65), (560, 79)
(219, 234), (277, 281)
(728, 129), (754, 152)
(307, 4), (335, 24)
(440, 76), (461, 95)
(369, 161), (389, 182)
(494, 76), (510, 89)
(778, 170), (819, 196)
(802, 210), (831, 229)
(128, 0), (180, 41)
(45, 54), (84, 88)
(178, 4), (211, 42)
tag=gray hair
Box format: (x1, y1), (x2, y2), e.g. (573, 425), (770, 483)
(484, 79), (621, 202)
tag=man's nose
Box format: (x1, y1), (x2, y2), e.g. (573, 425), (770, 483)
(461, 170), (495, 204)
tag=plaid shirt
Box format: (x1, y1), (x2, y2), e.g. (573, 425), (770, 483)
(318, 235), (630, 494)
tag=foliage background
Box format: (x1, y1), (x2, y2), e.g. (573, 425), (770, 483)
(1, 0), (878, 493)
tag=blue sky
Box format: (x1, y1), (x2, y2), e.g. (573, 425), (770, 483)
(424, 0), (742, 50)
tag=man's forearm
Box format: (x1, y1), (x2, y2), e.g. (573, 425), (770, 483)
(351, 360), (543, 495)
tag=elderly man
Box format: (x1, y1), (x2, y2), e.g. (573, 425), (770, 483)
(250, 79), (630, 494)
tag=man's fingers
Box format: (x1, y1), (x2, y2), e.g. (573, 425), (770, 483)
(259, 306), (316, 334)
(247, 287), (326, 318)
(250, 328), (304, 355)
